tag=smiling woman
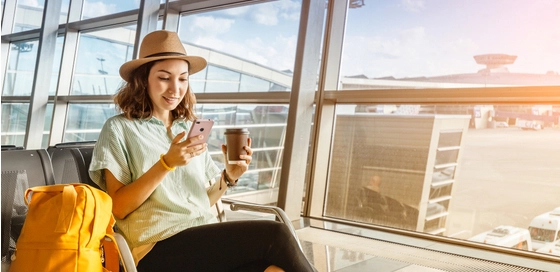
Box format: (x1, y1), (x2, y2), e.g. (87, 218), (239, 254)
(87, 30), (316, 272)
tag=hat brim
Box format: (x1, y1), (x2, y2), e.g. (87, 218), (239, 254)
(119, 55), (207, 82)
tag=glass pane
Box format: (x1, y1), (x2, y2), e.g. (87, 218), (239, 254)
(204, 66), (240, 93)
(0, 103), (53, 148)
(59, 0), (70, 24)
(198, 104), (289, 203)
(3, 40), (39, 96)
(42, 103), (54, 148)
(178, 0), (301, 92)
(1, 103), (29, 146)
(81, 0), (140, 20)
(325, 103), (560, 256)
(3, 36), (62, 96)
(13, 0), (45, 33)
(72, 27), (135, 95)
(64, 104), (117, 142)
(438, 131), (462, 148)
(340, 1), (560, 90)
(240, 74), (272, 92)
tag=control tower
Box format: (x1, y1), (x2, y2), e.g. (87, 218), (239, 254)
(474, 54), (517, 73)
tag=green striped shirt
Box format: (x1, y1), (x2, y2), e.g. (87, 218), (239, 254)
(89, 114), (221, 248)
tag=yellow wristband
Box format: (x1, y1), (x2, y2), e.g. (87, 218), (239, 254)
(159, 154), (176, 171)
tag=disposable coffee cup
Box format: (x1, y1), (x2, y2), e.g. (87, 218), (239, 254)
(225, 128), (249, 164)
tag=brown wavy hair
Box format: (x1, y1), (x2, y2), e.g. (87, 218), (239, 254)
(114, 60), (197, 121)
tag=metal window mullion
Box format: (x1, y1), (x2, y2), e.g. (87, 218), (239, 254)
(1, 0), (17, 35)
(277, 0), (325, 219)
(54, 92), (291, 104)
(133, 0), (161, 59)
(1, 42), (11, 95)
(322, 86), (560, 104)
(24, 0), (63, 149)
(162, 8), (180, 32)
(307, 0), (350, 218)
(48, 30), (80, 146)
(1, 0), (18, 92)
(48, 0), (83, 146)
(67, 0), (85, 23)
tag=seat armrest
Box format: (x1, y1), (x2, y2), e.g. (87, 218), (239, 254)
(230, 202), (302, 251)
(113, 232), (137, 272)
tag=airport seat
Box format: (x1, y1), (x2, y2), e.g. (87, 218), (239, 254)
(229, 202), (304, 251)
(1, 149), (55, 270)
(4, 142), (311, 271)
(0, 147), (133, 272)
(47, 141), (100, 189)
(1, 145), (24, 151)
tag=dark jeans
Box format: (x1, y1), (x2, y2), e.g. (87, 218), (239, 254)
(137, 220), (315, 272)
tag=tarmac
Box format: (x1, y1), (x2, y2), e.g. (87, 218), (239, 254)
(446, 126), (560, 238)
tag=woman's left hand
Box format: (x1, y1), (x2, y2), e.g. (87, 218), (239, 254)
(222, 138), (252, 181)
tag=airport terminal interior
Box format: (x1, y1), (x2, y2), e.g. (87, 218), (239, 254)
(2, 0), (560, 271)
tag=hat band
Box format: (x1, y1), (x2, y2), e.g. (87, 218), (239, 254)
(144, 52), (187, 58)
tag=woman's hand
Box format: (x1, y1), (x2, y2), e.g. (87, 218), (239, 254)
(222, 137), (252, 180)
(162, 131), (208, 168)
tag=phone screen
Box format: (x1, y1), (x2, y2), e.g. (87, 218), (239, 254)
(186, 119), (214, 147)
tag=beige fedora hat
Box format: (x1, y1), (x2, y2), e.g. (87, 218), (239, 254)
(119, 30), (207, 82)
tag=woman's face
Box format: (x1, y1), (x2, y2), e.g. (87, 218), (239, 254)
(147, 59), (190, 119)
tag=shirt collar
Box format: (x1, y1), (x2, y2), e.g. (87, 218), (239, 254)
(139, 116), (186, 126)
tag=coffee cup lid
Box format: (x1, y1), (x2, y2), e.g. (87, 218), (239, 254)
(224, 128), (249, 134)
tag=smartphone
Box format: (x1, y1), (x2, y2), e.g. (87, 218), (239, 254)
(186, 119), (214, 147)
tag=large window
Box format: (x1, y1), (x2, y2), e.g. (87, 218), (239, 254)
(178, 0), (300, 92)
(62, 102), (288, 204)
(321, 0), (560, 256)
(325, 103), (560, 253)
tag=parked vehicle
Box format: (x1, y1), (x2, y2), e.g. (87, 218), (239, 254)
(536, 239), (560, 256)
(469, 225), (532, 251)
(528, 207), (560, 251)
(516, 119), (543, 130)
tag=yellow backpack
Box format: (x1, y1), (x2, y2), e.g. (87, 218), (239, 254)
(9, 184), (121, 272)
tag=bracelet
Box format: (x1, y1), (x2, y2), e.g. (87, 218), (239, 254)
(219, 169), (238, 190)
(159, 154), (176, 171)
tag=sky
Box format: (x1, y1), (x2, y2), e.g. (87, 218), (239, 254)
(18, 0), (560, 80)
(341, 0), (560, 78)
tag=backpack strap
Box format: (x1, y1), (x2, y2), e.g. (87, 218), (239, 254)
(85, 184), (122, 272)
(24, 185), (77, 233)
(104, 217), (122, 272)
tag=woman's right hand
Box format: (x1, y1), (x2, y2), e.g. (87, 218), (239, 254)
(162, 131), (208, 168)
(106, 132), (207, 219)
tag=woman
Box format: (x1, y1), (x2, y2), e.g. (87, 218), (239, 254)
(89, 30), (315, 272)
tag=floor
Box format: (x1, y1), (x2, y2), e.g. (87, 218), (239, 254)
(223, 206), (560, 272)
